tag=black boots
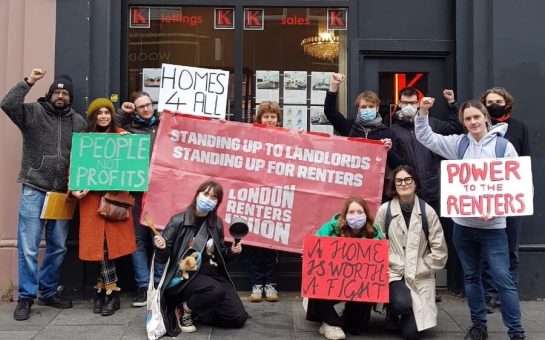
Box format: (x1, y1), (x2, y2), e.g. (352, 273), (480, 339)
(93, 284), (120, 317)
(101, 289), (121, 316)
(93, 289), (105, 314)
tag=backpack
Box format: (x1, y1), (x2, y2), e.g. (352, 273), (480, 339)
(384, 197), (429, 242)
(457, 135), (509, 159)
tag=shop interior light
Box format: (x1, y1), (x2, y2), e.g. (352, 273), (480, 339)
(301, 30), (339, 61)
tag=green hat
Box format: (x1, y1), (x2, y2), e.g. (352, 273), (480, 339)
(87, 98), (115, 118)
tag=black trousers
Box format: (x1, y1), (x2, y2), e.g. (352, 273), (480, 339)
(247, 246), (278, 286)
(306, 298), (372, 335)
(166, 270), (248, 328)
(389, 280), (419, 340)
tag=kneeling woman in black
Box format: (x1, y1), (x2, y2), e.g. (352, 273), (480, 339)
(153, 180), (248, 336)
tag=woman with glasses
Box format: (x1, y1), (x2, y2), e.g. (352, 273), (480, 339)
(374, 165), (447, 340)
(414, 98), (525, 340)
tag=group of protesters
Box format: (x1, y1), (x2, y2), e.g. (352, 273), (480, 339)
(1, 68), (529, 340)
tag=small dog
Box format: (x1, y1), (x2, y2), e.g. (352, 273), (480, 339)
(179, 252), (199, 280)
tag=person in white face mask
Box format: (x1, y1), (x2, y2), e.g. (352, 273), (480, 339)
(306, 196), (384, 340)
(390, 87), (464, 300)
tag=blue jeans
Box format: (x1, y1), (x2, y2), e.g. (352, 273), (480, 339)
(482, 216), (523, 301)
(453, 223), (524, 336)
(131, 193), (164, 288)
(131, 192), (151, 289)
(17, 185), (70, 300)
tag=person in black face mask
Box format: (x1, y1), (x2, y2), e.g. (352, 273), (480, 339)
(479, 87), (531, 314)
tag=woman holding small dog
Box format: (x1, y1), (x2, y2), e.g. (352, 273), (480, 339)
(153, 180), (248, 337)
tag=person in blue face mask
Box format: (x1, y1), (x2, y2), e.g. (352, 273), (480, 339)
(324, 73), (404, 203)
(152, 181), (248, 337)
(306, 196), (383, 340)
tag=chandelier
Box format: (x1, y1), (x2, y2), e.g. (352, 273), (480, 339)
(301, 30), (340, 61)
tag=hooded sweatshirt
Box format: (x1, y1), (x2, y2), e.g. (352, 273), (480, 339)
(414, 114), (518, 229)
(1, 81), (87, 192)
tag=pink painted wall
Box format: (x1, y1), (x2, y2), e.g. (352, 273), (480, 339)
(0, 0), (57, 300)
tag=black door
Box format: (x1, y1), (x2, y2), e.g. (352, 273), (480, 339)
(359, 55), (453, 125)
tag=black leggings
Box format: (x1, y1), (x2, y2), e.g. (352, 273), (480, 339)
(389, 280), (419, 340)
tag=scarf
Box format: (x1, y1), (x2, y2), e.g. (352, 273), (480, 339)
(351, 115), (383, 137)
(133, 114), (158, 127)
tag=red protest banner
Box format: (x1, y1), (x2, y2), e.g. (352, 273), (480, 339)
(143, 113), (387, 253)
(301, 236), (389, 303)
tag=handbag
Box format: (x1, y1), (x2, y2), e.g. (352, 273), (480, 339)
(146, 255), (170, 340)
(97, 191), (135, 221)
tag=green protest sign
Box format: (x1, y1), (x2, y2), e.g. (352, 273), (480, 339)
(69, 133), (150, 191)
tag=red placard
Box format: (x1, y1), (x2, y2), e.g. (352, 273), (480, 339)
(143, 113), (387, 253)
(302, 236), (389, 303)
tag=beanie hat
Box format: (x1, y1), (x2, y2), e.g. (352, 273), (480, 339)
(87, 98), (116, 118)
(46, 75), (74, 101)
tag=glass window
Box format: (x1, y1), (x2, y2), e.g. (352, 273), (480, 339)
(127, 6), (235, 112)
(243, 7), (348, 130)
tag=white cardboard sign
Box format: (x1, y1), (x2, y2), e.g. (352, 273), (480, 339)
(158, 63), (229, 118)
(441, 156), (533, 217)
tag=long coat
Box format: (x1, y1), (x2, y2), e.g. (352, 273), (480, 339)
(78, 192), (137, 261)
(374, 196), (448, 331)
(78, 128), (136, 261)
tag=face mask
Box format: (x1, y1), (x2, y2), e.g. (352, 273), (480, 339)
(196, 194), (216, 213)
(346, 214), (367, 229)
(486, 104), (507, 119)
(359, 108), (377, 122)
(400, 104), (418, 118)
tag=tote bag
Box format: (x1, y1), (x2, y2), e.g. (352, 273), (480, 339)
(146, 255), (170, 340)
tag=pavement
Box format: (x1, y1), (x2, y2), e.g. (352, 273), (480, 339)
(1, 291), (544, 340)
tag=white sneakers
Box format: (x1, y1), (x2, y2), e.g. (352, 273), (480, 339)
(319, 322), (346, 340)
(264, 284), (279, 302)
(250, 285), (263, 302)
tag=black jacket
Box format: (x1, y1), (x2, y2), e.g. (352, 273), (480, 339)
(1, 81), (87, 192)
(390, 104), (463, 203)
(324, 91), (404, 169)
(492, 117), (531, 156)
(115, 109), (160, 158)
(155, 210), (236, 337)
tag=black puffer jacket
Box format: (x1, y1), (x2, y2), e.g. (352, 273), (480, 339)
(1, 81), (87, 192)
(390, 103), (463, 203)
(155, 210), (236, 337)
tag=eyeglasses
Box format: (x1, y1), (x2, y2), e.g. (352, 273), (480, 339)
(394, 177), (414, 186)
(399, 100), (418, 106)
(136, 103), (153, 110)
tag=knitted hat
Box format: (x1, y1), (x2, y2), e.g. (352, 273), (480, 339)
(46, 75), (74, 101)
(87, 98), (115, 118)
